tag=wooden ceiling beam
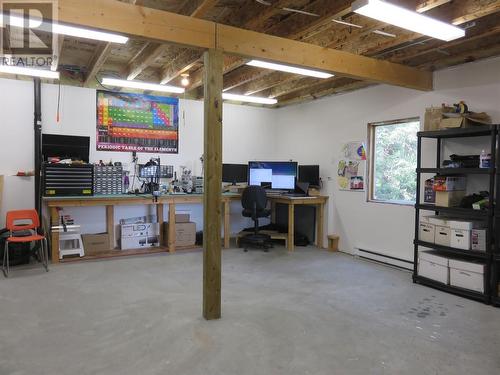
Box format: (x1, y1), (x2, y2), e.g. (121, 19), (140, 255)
(217, 24), (432, 90)
(189, 0), (356, 91)
(57, 0), (432, 91)
(231, 0), (498, 99)
(276, 13), (500, 106)
(51, 34), (65, 71)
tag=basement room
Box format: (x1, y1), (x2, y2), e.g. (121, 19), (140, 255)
(0, 0), (499, 374)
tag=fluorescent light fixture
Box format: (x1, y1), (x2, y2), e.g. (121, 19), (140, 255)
(53, 24), (128, 44)
(247, 60), (333, 79)
(101, 78), (185, 94)
(0, 65), (59, 79)
(332, 19), (363, 28)
(352, 0), (464, 41)
(372, 30), (396, 38)
(222, 93), (277, 105)
(3, 14), (128, 44)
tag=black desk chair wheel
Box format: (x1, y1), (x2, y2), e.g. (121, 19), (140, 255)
(240, 186), (273, 252)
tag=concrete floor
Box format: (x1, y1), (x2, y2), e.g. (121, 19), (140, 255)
(0, 247), (499, 375)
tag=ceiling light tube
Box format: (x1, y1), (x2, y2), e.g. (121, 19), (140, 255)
(0, 65), (59, 79)
(222, 93), (277, 105)
(332, 19), (363, 28)
(352, 0), (465, 41)
(372, 30), (396, 38)
(2, 14), (128, 44)
(101, 78), (185, 94)
(247, 60), (333, 79)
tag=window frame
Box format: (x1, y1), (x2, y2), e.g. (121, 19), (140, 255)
(367, 117), (420, 206)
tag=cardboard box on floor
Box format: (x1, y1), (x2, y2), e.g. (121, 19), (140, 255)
(81, 233), (110, 255)
(163, 222), (196, 247)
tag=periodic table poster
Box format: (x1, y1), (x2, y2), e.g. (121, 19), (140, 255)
(96, 91), (179, 153)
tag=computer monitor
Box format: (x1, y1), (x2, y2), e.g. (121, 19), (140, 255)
(42, 134), (90, 162)
(299, 165), (320, 187)
(222, 164), (248, 185)
(248, 161), (298, 191)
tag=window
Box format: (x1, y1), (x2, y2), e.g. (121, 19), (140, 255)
(368, 118), (420, 205)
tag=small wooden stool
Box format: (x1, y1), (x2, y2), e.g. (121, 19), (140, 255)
(327, 235), (339, 252)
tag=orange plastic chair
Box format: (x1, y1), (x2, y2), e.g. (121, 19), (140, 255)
(3, 209), (49, 277)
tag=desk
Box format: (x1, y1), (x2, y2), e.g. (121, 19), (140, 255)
(43, 193), (328, 263)
(269, 196), (328, 251)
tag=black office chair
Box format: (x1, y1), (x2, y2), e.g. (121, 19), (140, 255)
(240, 186), (273, 251)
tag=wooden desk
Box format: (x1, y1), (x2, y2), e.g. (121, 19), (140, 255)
(43, 193), (240, 264)
(43, 193), (328, 263)
(269, 195), (328, 251)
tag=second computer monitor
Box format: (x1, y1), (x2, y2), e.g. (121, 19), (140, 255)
(248, 161), (297, 191)
(299, 165), (320, 187)
(222, 164), (248, 185)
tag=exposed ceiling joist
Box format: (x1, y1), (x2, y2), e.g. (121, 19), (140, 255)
(217, 23), (432, 90)
(160, 49), (202, 84)
(416, 0), (452, 13)
(186, 0), (219, 18)
(84, 42), (113, 86)
(126, 0), (219, 83)
(244, 0), (498, 101)
(126, 43), (165, 80)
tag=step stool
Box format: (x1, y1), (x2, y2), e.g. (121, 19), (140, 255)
(327, 235), (339, 252)
(57, 225), (85, 259)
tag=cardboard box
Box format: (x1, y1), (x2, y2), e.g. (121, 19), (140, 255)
(449, 259), (484, 293)
(419, 221), (435, 243)
(120, 223), (160, 250)
(163, 222), (196, 247)
(435, 225), (451, 247)
(175, 213), (190, 223)
(433, 176), (466, 192)
(81, 233), (110, 255)
(472, 229), (487, 251)
(418, 251), (449, 284)
(439, 113), (491, 129)
(435, 190), (466, 207)
(424, 106), (453, 131)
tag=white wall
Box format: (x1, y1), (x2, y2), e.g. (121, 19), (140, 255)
(1, 56), (499, 256)
(273, 56), (500, 261)
(0, 78), (277, 235)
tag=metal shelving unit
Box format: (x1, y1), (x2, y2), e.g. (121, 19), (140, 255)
(413, 125), (498, 304)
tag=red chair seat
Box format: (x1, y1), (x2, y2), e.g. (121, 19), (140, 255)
(7, 234), (45, 243)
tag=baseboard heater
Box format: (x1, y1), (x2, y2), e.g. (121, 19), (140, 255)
(356, 248), (413, 271)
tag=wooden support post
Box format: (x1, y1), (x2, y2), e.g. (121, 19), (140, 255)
(223, 200), (230, 249)
(168, 202), (176, 253)
(50, 207), (59, 264)
(316, 203), (325, 249)
(287, 203), (295, 251)
(106, 205), (115, 250)
(157, 203), (164, 249)
(203, 49), (223, 320)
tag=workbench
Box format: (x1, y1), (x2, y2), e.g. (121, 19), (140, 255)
(43, 193), (328, 263)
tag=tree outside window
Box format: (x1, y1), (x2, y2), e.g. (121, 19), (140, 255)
(368, 118), (420, 204)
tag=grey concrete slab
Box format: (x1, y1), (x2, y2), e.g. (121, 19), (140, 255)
(0, 247), (499, 375)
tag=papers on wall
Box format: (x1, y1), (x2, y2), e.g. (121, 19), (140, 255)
(337, 141), (366, 191)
